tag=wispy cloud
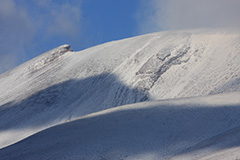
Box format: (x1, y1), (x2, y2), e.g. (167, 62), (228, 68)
(48, 4), (81, 36)
(137, 0), (240, 33)
(0, 0), (82, 73)
(0, 0), (35, 73)
(35, 1), (82, 37)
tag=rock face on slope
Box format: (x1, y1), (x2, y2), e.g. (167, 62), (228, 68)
(0, 29), (240, 148)
(27, 44), (73, 72)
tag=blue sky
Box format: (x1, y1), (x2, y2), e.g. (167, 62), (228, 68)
(0, 0), (240, 73)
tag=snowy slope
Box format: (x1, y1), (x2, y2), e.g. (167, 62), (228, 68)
(0, 29), (240, 149)
(0, 92), (240, 160)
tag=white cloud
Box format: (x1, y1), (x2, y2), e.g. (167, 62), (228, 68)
(135, 0), (165, 34)
(0, 0), (82, 73)
(137, 0), (240, 33)
(37, 2), (82, 37)
(0, 0), (35, 73)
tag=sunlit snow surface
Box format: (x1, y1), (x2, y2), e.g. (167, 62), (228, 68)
(0, 29), (240, 159)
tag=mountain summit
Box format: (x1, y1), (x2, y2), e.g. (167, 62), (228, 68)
(0, 29), (240, 159)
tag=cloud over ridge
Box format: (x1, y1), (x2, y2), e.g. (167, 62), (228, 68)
(137, 0), (240, 33)
(0, 0), (82, 73)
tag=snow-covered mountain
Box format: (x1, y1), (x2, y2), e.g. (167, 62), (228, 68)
(0, 29), (240, 159)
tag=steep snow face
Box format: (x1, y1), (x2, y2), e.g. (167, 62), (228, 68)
(112, 30), (240, 99)
(0, 29), (240, 148)
(0, 92), (240, 160)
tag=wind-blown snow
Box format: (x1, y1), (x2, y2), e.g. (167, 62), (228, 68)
(0, 29), (240, 158)
(0, 92), (240, 160)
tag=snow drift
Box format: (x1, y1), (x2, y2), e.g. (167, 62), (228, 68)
(1, 92), (240, 160)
